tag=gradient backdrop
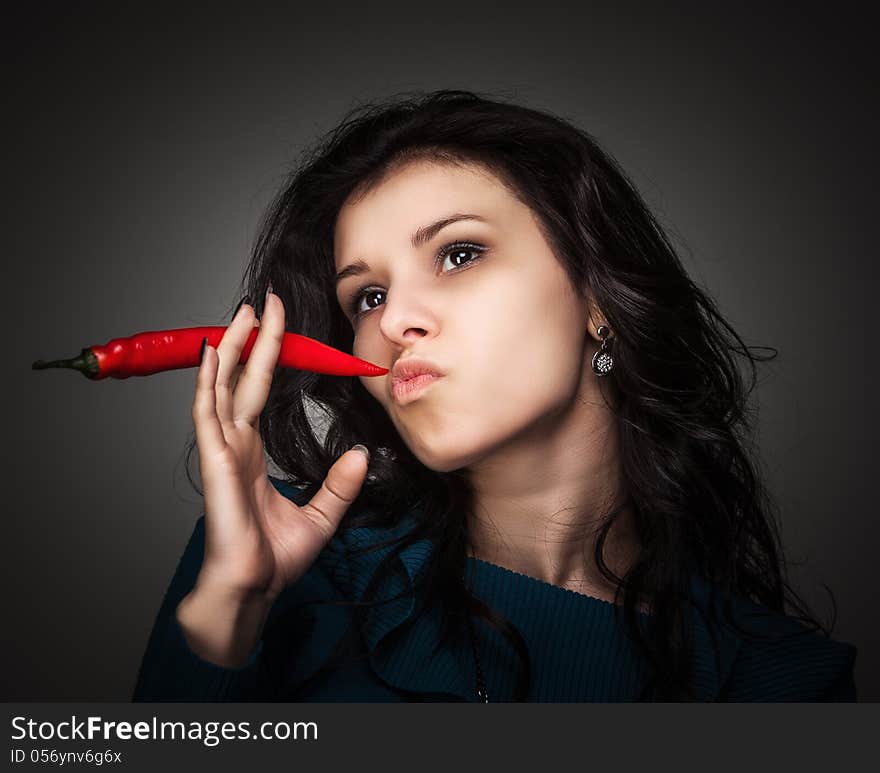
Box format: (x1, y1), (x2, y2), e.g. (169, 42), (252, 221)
(5, 3), (876, 700)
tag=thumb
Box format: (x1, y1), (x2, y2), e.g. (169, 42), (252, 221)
(302, 445), (370, 539)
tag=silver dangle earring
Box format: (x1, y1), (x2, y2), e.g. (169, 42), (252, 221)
(591, 325), (614, 377)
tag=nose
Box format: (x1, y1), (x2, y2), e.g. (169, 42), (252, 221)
(377, 284), (437, 347)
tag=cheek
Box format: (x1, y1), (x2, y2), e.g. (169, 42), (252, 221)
(351, 334), (373, 365)
(459, 280), (584, 400)
(465, 346), (579, 431)
(351, 267), (586, 468)
(451, 286), (585, 422)
(402, 332), (582, 470)
(391, 370), (577, 472)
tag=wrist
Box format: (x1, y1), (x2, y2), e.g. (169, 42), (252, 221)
(176, 584), (274, 668)
(190, 571), (277, 609)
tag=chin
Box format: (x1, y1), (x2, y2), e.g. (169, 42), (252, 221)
(403, 434), (487, 474)
(389, 407), (509, 473)
(419, 457), (469, 474)
(402, 444), (459, 473)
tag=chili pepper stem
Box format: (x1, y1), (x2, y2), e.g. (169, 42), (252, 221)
(31, 348), (100, 379)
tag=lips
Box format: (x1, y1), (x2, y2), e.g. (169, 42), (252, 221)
(390, 357), (445, 403)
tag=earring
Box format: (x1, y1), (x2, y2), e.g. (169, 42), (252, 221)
(591, 325), (614, 377)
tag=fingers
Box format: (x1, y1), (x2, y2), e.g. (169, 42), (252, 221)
(233, 290), (286, 427)
(301, 447), (370, 541)
(215, 302), (258, 425)
(193, 326), (267, 541)
(192, 340), (228, 460)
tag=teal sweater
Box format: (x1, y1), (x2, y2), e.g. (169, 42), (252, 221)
(132, 477), (858, 702)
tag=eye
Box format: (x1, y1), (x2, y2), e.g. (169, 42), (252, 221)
(437, 241), (485, 272)
(347, 240), (487, 319)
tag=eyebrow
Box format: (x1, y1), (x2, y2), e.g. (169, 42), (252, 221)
(334, 213), (487, 287)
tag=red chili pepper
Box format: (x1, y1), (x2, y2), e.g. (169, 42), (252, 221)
(31, 326), (388, 380)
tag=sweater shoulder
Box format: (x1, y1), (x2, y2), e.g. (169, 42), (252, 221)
(713, 593), (859, 701)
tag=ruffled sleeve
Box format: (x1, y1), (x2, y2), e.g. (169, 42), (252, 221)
(334, 510), (473, 700)
(285, 494), (473, 701)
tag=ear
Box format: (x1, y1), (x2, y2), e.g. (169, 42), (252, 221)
(586, 299), (610, 343)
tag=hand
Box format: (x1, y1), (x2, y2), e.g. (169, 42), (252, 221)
(191, 289), (370, 604)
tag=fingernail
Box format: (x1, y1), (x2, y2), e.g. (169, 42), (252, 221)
(199, 336), (208, 364)
(232, 295), (250, 321)
(265, 281), (273, 300)
(351, 444), (370, 461)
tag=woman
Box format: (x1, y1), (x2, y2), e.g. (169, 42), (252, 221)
(133, 89), (857, 702)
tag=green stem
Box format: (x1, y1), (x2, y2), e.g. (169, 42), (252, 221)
(31, 348), (100, 379)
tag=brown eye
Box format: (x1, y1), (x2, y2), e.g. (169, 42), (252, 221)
(437, 243), (484, 269)
(348, 287), (385, 318)
(349, 240), (487, 320)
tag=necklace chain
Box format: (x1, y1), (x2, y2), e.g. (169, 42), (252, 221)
(465, 613), (489, 703)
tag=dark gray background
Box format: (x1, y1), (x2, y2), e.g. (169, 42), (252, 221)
(4, 3), (876, 700)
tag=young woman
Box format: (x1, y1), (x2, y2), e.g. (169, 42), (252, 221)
(133, 89), (857, 702)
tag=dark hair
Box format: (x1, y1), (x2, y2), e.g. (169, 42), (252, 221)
(183, 88), (836, 701)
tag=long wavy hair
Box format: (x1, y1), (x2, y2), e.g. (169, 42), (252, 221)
(182, 88), (835, 701)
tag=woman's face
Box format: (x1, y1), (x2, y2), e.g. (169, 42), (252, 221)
(333, 159), (596, 473)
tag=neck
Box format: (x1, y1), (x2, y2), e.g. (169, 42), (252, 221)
(463, 385), (641, 602)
